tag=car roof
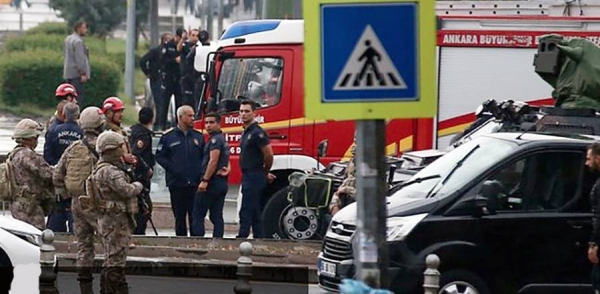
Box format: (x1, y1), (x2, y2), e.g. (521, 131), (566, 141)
(482, 131), (600, 145)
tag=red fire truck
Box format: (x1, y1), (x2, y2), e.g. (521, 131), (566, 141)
(193, 4), (600, 224)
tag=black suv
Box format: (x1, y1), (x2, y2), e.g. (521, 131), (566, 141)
(318, 132), (598, 294)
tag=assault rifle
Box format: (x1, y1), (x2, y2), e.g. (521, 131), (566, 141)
(116, 161), (159, 236)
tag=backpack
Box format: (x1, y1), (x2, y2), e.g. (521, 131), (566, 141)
(63, 140), (98, 198)
(0, 147), (25, 202)
(79, 162), (111, 214)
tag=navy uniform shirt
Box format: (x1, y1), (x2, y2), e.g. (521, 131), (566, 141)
(130, 123), (155, 185)
(155, 127), (205, 187)
(240, 122), (270, 172)
(44, 120), (83, 165)
(200, 130), (230, 177)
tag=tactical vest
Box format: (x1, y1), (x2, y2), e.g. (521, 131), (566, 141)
(80, 162), (112, 214)
(64, 141), (98, 198)
(0, 147), (25, 202)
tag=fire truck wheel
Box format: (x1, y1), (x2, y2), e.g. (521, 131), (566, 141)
(261, 187), (291, 240)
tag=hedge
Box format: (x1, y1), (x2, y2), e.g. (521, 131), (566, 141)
(26, 22), (70, 36)
(0, 49), (121, 109)
(3, 34), (107, 56)
(107, 51), (142, 72)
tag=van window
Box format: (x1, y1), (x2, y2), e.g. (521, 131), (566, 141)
(216, 57), (284, 112)
(483, 151), (583, 212)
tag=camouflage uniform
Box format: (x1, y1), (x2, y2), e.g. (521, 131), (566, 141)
(329, 140), (357, 213)
(53, 134), (100, 293)
(53, 106), (105, 294)
(10, 119), (54, 230)
(106, 121), (132, 155)
(93, 131), (143, 294)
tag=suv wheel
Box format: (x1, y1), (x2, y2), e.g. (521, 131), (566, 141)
(439, 270), (491, 294)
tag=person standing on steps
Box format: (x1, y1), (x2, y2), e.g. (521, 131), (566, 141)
(155, 105), (205, 236)
(192, 113), (230, 237)
(53, 106), (105, 294)
(236, 100), (275, 239)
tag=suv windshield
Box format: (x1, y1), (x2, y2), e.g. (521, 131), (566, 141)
(392, 136), (518, 199)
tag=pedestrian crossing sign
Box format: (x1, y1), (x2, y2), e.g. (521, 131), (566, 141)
(303, 0), (436, 120)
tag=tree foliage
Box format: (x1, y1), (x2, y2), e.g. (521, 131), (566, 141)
(49, 0), (148, 38)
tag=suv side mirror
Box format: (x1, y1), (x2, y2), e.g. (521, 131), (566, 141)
(317, 140), (329, 158)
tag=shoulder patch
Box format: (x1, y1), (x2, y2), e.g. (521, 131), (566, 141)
(136, 139), (145, 149)
(258, 132), (265, 138)
(211, 138), (217, 144)
(193, 138), (200, 146)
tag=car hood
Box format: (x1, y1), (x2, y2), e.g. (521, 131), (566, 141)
(332, 195), (431, 226)
(0, 215), (42, 235)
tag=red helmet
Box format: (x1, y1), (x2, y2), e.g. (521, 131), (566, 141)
(55, 83), (78, 98)
(102, 97), (125, 113)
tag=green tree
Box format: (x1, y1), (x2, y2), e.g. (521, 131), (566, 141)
(49, 0), (149, 42)
(49, 0), (126, 37)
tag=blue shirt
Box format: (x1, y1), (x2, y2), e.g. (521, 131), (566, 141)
(43, 120), (83, 165)
(239, 122), (270, 172)
(200, 130), (230, 178)
(155, 127), (205, 187)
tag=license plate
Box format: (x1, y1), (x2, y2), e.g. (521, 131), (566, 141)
(320, 260), (337, 276)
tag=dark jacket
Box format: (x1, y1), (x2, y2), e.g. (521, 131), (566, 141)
(155, 127), (205, 187)
(130, 123), (155, 186)
(140, 45), (162, 81)
(43, 120), (83, 165)
(159, 40), (180, 77)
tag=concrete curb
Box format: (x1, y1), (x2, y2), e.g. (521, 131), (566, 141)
(56, 254), (318, 284)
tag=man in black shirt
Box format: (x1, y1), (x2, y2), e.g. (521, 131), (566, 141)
(236, 100), (275, 239)
(192, 113), (230, 237)
(140, 33), (172, 131)
(130, 107), (156, 235)
(179, 28), (200, 108)
(158, 28), (184, 130)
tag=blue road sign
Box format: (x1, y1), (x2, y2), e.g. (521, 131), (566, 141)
(321, 3), (418, 103)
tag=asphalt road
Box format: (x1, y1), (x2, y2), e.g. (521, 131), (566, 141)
(56, 272), (331, 294)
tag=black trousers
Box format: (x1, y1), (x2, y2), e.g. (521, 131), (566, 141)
(168, 186), (196, 236)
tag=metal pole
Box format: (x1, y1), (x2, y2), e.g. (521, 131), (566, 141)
(125, 0), (136, 102)
(353, 119), (389, 289)
(171, 0), (176, 34)
(218, 0), (224, 36)
(149, 0), (159, 48)
(206, 1), (213, 40)
(261, 0), (268, 19)
(18, 7), (23, 34)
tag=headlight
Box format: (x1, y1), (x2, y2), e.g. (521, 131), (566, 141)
(386, 213), (428, 242)
(4, 229), (42, 247)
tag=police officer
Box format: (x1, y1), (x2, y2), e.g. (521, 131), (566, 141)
(9, 119), (54, 230)
(53, 106), (105, 293)
(102, 97), (137, 167)
(158, 28), (184, 129)
(45, 102), (83, 233)
(91, 131), (144, 294)
(140, 33), (171, 131)
(130, 107), (156, 235)
(156, 105), (205, 236)
(192, 113), (230, 237)
(180, 28), (200, 109)
(237, 100), (275, 239)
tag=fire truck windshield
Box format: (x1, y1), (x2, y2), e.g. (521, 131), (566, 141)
(216, 57), (284, 112)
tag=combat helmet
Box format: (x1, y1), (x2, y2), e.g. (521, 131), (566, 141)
(79, 106), (106, 130)
(96, 130), (125, 153)
(12, 119), (44, 139)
